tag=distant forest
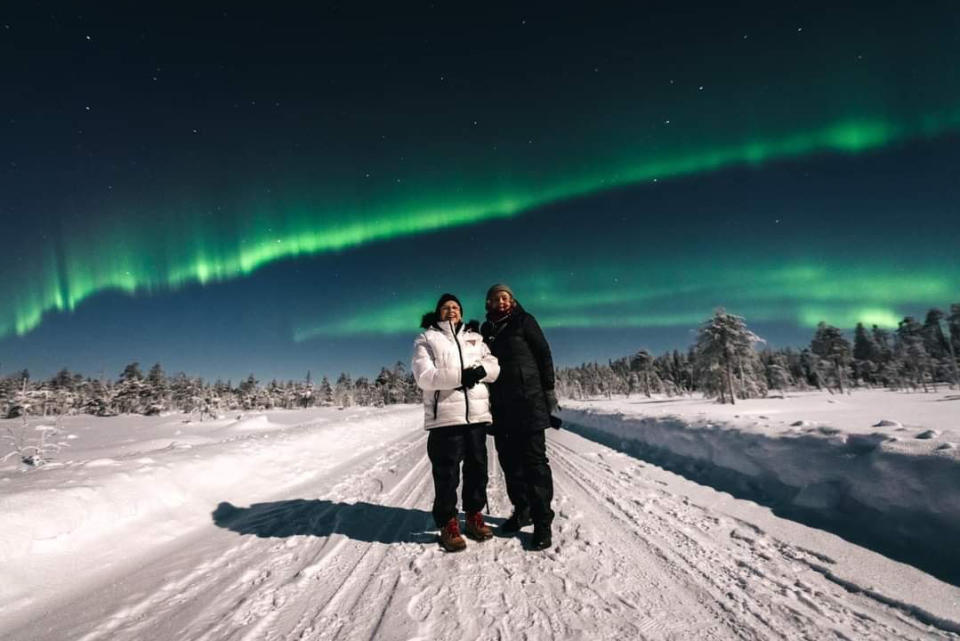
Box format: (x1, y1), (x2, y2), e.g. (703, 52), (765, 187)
(2, 304), (958, 418)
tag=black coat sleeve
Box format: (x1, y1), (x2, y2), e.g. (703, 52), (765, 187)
(522, 314), (555, 392)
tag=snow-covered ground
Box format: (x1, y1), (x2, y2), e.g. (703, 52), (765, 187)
(1, 399), (959, 640)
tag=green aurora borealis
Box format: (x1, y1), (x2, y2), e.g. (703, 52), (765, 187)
(4, 109), (960, 340)
(2, 3), (959, 379)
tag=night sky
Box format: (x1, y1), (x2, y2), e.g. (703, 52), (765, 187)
(2, 3), (959, 381)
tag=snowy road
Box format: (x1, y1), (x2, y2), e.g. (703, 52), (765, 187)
(4, 410), (959, 641)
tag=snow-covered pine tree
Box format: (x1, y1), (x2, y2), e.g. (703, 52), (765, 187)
(922, 309), (948, 359)
(693, 308), (765, 404)
(83, 378), (115, 416)
(922, 308), (960, 388)
(762, 350), (794, 392)
(212, 379), (232, 410)
(114, 363), (150, 414)
(318, 376), (334, 406)
(896, 317), (932, 391)
(354, 377), (373, 406)
(949, 304), (960, 354)
(238, 374), (259, 409)
(145, 363), (169, 415)
(2, 369), (33, 417)
(852, 323), (880, 386)
(798, 348), (824, 391)
(0, 374), (17, 418)
(871, 326), (893, 364)
(374, 367), (393, 406)
(810, 322), (853, 394)
(663, 349), (692, 395)
(402, 370), (419, 403)
(48, 368), (75, 392)
(388, 361), (411, 404)
(46, 368), (82, 415)
(555, 366), (585, 399)
(334, 373), (354, 407)
(609, 357), (630, 394)
(853, 323), (878, 361)
(629, 349), (661, 397)
(265, 379), (282, 409)
(120, 362), (143, 382)
(169, 373), (193, 413)
(298, 371), (315, 408)
(944, 303), (960, 388)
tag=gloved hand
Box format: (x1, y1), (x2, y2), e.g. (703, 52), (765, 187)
(545, 389), (560, 414)
(460, 365), (487, 389)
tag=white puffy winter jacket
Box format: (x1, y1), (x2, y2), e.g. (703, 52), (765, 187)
(412, 320), (500, 429)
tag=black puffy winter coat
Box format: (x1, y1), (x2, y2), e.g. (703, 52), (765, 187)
(481, 303), (555, 431)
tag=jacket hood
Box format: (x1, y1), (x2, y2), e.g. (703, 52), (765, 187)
(420, 311), (479, 332)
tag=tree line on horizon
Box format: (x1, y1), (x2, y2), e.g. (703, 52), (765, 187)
(1, 303), (958, 418)
(0, 362), (420, 420)
(557, 304), (960, 404)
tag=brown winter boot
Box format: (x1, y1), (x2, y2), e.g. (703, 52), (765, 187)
(464, 512), (493, 541)
(438, 517), (467, 552)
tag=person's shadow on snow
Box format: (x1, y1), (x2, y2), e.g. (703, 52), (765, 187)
(212, 499), (440, 544)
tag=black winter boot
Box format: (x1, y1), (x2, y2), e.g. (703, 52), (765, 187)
(499, 510), (532, 534)
(530, 524), (552, 551)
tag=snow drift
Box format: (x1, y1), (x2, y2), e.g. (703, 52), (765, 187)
(561, 389), (960, 584)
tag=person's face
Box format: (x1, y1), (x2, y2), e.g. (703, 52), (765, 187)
(439, 301), (462, 323)
(489, 291), (513, 314)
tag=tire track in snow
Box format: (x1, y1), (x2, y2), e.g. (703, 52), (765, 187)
(193, 432), (436, 641)
(546, 437), (743, 639)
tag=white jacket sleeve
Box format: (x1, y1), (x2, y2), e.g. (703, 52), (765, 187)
(412, 334), (461, 391)
(479, 340), (500, 383)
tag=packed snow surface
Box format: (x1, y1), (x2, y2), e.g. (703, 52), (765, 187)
(1, 399), (959, 640)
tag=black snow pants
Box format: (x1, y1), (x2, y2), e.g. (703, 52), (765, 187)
(494, 428), (554, 527)
(426, 424), (489, 527)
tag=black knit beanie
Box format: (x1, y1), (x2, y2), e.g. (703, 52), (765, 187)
(435, 293), (462, 316)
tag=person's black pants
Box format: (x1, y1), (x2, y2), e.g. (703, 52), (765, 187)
(494, 428), (554, 527)
(426, 424), (488, 527)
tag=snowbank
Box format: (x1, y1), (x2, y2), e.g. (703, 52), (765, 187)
(0, 406), (423, 614)
(560, 389), (960, 583)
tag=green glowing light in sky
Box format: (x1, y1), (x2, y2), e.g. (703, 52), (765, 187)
(3, 108), (960, 339)
(292, 261), (958, 340)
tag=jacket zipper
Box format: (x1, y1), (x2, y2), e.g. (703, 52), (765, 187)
(449, 320), (470, 424)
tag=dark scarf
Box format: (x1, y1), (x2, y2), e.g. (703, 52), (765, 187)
(484, 307), (514, 346)
(485, 304), (515, 324)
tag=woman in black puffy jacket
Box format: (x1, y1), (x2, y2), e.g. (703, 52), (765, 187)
(481, 283), (558, 551)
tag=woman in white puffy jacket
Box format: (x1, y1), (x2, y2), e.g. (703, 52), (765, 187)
(412, 293), (500, 552)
